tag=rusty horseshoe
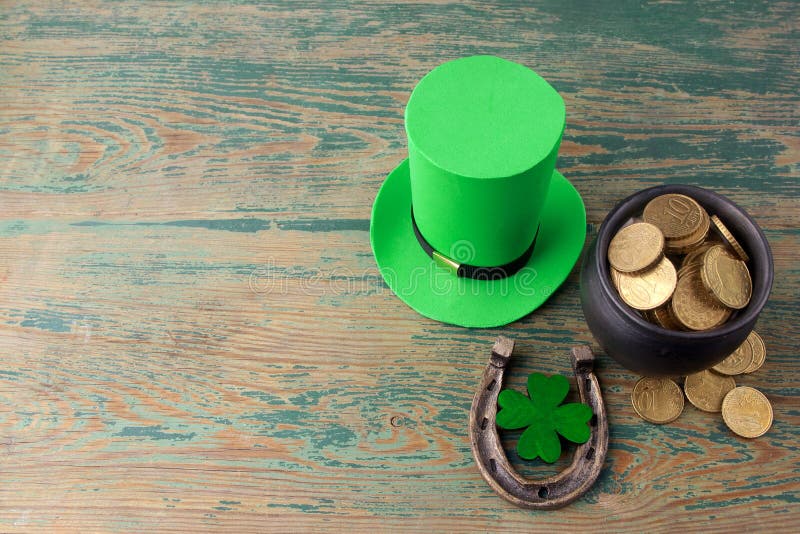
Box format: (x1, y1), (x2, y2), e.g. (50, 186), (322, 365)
(469, 337), (609, 509)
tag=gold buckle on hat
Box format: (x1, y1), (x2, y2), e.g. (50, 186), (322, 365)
(432, 251), (460, 274)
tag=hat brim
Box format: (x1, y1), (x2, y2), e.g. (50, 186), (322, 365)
(370, 159), (586, 328)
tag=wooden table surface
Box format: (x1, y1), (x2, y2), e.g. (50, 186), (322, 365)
(1, 1), (798, 531)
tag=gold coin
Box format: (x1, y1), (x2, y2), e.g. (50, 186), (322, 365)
(682, 241), (716, 270)
(743, 331), (766, 374)
(608, 222), (665, 273)
(641, 308), (673, 329)
(722, 386), (773, 438)
(641, 309), (657, 325)
(671, 264), (732, 330)
(613, 256), (677, 311)
(710, 215), (750, 262)
(665, 210), (709, 255)
(684, 370), (736, 412)
(610, 267), (622, 291)
(676, 263), (693, 280)
(643, 194), (705, 240)
(701, 245), (752, 309)
(712, 336), (754, 376)
(648, 304), (683, 330)
(641, 308), (659, 327)
(632, 377), (684, 424)
(618, 216), (644, 230)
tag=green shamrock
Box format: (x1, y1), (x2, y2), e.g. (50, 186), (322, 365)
(496, 372), (593, 463)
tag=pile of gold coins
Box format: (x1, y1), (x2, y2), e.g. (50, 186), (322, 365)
(630, 330), (773, 438)
(607, 193), (752, 330)
(610, 193), (772, 437)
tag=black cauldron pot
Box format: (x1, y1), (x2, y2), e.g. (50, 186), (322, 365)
(580, 184), (773, 377)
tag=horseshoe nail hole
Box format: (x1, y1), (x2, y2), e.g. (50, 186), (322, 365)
(486, 379), (496, 391)
(590, 414), (597, 427)
(538, 486), (549, 499)
(390, 416), (403, 428)
(586, 447), (595, 461)
(480, 417), (488, 430)
(489, 458), (497, 473)
(585, 377), (591, 390)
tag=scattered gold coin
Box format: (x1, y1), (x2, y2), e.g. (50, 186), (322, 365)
(701, 245), (752, 310)
(684, 370), (736, 412)
(671, 264), (732, 331)
(710, 214), (750, 262)
(608, 222), (665, 273)
(712, 336), (754, 376)
(643, 194), (705, 240)
(721, 386), (773, 438)
(743, 331), (767, 374)
(613, 256), (677, 311)
(631, 377), (685, 424)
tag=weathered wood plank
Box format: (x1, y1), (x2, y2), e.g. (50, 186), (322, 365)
(1, 0), (798, 531)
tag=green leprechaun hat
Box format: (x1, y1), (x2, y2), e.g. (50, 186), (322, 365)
(370, 55), (586, 327)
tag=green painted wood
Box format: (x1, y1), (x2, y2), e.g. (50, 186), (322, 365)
(0, 0), (798, 531)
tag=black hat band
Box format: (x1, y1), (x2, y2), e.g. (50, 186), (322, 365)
(411, 208), (538, 280)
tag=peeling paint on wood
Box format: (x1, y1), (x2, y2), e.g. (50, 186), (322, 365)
(1, 0), (798, 531)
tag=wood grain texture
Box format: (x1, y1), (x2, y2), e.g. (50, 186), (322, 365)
(0, 0), (798, 531)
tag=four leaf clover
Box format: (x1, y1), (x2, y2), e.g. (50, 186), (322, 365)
(496, 372), (593, 463)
